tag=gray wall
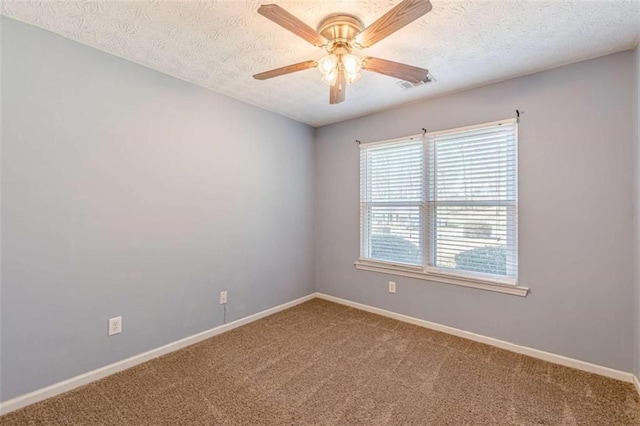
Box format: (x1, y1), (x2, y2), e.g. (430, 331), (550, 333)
(315, 50), (636, 372)
(0, 17), (315, 402)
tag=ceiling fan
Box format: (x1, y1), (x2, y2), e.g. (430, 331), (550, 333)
(253, 0), (433, 104)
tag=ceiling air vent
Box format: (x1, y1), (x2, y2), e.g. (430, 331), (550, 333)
(397, 72), (436, 90)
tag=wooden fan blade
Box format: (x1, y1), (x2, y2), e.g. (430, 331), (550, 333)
(329, 71), (347, 104)
(362, 57), (428, 83)
(258, 4), (328, 47)
(253, 60), (317, 80)
(356, 0), (432, 48)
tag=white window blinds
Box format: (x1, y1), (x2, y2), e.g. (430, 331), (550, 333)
(427, 121), (518, 280)
(360, 119), (518, 284)
(360, 139), (424, 266)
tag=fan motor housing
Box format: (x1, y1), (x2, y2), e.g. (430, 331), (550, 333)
(317, 14), (364, 46)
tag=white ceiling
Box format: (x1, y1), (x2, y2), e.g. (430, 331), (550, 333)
(2, 1), (639, 127)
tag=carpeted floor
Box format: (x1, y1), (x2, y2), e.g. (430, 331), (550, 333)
(1, 299), (639, 425)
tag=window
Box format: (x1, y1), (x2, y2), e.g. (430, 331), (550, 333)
(358, 119), (526, 296)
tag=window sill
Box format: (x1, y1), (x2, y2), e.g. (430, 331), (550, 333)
(353, 259), (529, 297)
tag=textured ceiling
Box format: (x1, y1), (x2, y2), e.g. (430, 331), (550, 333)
(2, 1), (639, 127)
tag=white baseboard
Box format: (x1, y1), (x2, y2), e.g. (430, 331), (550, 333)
(0, 293), (316, 416)
(634, 375), (640, 396)
(316, 293), (634, 383)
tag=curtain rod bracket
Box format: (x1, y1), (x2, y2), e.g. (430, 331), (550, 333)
(422, 128), (427, 135)
(516, 109), (523, 123)
(356, 140), (361, 145)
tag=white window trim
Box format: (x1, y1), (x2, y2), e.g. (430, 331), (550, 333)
(354, 258), (529, 297)
(356, 118), (527, 297)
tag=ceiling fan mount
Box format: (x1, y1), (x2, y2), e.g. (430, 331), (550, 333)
(253, 0), (433, 105)
(316, 14), (363, 47)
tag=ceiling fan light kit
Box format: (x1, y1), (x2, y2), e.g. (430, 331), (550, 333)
(318, 51), (362, 86)
(253, 0), (433, 104)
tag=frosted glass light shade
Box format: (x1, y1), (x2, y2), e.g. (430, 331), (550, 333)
(342, 54), (362, 74)
(346, 71), (361, 84)
(322, 68), (338, 85)
(318, 55), (338, 75)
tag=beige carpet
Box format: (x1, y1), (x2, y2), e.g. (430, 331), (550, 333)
(1, 299), (638, 425)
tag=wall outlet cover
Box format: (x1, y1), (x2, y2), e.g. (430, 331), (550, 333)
(108, 316), (122, 336)
(389, 282), (396, 294)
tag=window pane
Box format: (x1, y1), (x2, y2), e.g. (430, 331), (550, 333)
(361, 140), (423, 203)
(367, 205), (422, 265)
(432, 127), (516, 203)
(433, 205), (516, 276)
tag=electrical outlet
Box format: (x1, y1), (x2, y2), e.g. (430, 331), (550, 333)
(108, 316), (122, 336)
(388, 281), (396, 294)
(220, 291), (227, 305)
